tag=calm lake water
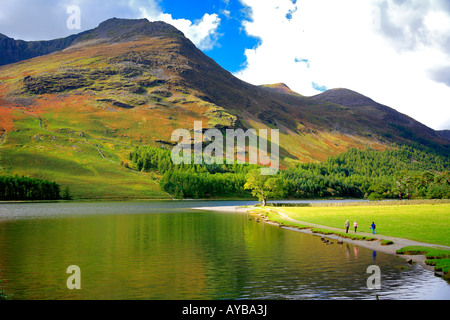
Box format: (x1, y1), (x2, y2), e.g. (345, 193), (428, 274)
(0, 200), (449, 300)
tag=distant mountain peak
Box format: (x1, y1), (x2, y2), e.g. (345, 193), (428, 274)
(311, 88), (378, 108)
(72, 18), (185, 47)
(0, 18), (185, 67)
(98, 18), (183, 37)
(97, 17), (174, 30)
(438, 130), (450, 141)
(99, 17), (148, 26)
(260, 83), (302, 96)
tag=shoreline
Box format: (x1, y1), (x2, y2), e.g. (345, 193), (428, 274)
(193, 205), (449, 277)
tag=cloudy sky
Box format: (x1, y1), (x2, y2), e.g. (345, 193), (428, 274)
(0, 0), (449, 130)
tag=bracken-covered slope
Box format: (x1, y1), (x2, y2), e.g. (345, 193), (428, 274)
(0, 18), (448, 199)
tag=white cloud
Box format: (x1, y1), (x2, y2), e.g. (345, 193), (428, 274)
(221, 9), (231, 19)
(235, 0), (450, 130)
(138, 5), (221, 50)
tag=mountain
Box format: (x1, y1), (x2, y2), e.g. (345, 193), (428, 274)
(0, 18), (183, 66)
(311, 88), (382, 108)
(259, 83), (303, 96)
(311, 88), (447, 151)
(438, 130), (450, 140)
(0, 18), (448, 199)
(0, 32), (83, 66)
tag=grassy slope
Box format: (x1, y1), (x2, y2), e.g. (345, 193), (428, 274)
(0, 108), (169, 199)
(277, 203), (450, 246)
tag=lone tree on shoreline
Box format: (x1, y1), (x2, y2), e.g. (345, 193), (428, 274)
(244, 169), (286, 206)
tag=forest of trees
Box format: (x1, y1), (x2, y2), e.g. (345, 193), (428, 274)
(128, 144), (449, 201)
(128, 145), (256, 199)
(290, 146), (449, 200)
(0, 175), (61, 201)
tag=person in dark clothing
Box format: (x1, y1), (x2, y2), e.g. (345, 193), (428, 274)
(371, 222), (376, 234)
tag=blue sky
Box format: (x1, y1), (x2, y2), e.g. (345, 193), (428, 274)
(148, 0), (260, 72)
(0, 0), (449, 130)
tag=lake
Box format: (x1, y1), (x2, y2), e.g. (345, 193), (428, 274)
(0, 200), (449, 300)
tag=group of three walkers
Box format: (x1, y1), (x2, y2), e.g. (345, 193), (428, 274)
(344, 220), (376, 234)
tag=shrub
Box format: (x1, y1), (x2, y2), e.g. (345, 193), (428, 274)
(368, 192), (384, 201)
(0, 280), (8, 300)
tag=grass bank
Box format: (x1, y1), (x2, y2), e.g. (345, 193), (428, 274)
(274, 202), (450, 246)
(396, 246), (450, 280)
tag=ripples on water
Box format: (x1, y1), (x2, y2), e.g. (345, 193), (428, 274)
(0, 201), (449, 300)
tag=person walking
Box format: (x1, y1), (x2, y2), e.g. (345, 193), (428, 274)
(345, 220), (349, 233)
(371, 222), (376, 234)
(353, 220), (358, 233)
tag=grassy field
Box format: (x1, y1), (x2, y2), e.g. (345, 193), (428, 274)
(276, 202), (450, 246)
